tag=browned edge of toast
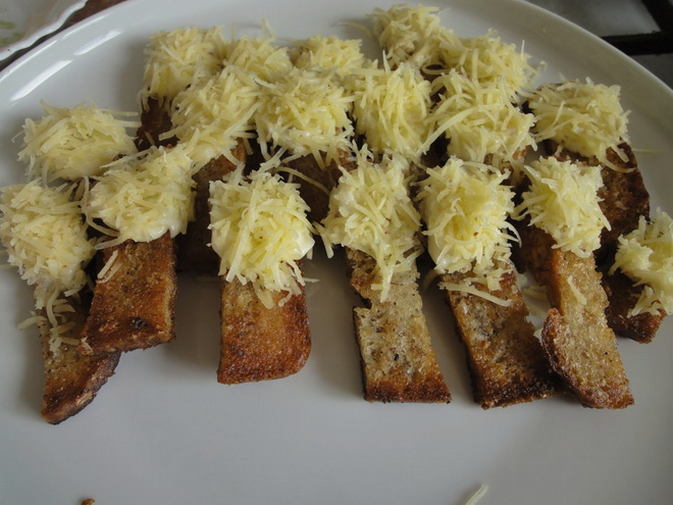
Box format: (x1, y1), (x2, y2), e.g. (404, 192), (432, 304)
(136, 96), (176, 151)
(81, 232), (177, 354)
(541, 249), (633, 409)
(346, 248), (451, 403)
(38, 294), (120, 424)
(217, 277), (311, 383)
(443, 264), (559, 409)
(177, 140), (246, 275)
(602, 270), (664, 343)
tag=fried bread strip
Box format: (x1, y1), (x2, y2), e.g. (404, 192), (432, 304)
(81, 233), (177, 354)
(39, 295), (120, 424)
(218, 277), (310, 384)
(545, 141), (661, 342)
(177, 141), (246, 274)
(135, 96), (175, 151)
(442, 264), (558, 408)
(541, 250), (633, 408)
(347, 248), (450, 402)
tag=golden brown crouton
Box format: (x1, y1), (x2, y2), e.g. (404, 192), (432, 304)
(541, 250), (633, 409)
(347, 248), (451, 403)
(218, 277), (310, 383)
(81, 233), (177, 354)
(38, 295), (120, 424)
(443, 264), (558, 408)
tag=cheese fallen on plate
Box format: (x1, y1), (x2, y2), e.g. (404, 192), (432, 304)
(349, 63), (432, 161)
(417, 157), (515, 293)
(255, 67), (354, 167)
(224, 36), (293, 82)
(169, 66), (260, 166)
(294, 35), (367, 78)
(426, 70), (535, 166)
(0, 180), (94, 311)
(442, 32), (535, 98)
(143, 27), (227, 102)
(85, 146), (195, 245)
(610, 211), (673, 316)
(209, 169), (314, 308)
(516, 157), (609, 258)
(18, 103), (137, 181)
(371, 3), (460, 69)
(319, 149), (421, 301)
(528, 80), (630, 170)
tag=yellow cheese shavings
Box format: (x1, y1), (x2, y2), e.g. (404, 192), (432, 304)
(426, 70), (535, 166)
(318, 149), (421, 301)
(168, 66), (259, 167)
(294, 35), (367, 78)
(224, 37), (293, 82)
(371, 4), (460, 69)
(85, 146), (195, 246)
(209, 169), (314, 308)
(0, 181), (94, 309)
(516, 157), (609, 258)
(18, 103), (137, 181)
(442, 32), (535, 98)
(528, 80), (630, 171)
(349, 63), (432, 161)
(610, 211), (673, 316)
(255, 67), (354, 168)
(417, 157), (516, 292)
(143, 27), (226, 102)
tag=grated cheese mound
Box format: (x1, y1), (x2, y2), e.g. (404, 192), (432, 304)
(0, 181), (94, 309)
(294, 35), (367, 78)
(143, 27), (227, 101)
(169, 66), (260, 166)
(349, 63), (432, 161)
(85, 146), (195, 245)
(318, 149), (421, 301)
(516, 157), (609, 258)
(209, 169), (314, 308)
(18, 103), (137, 181)
(417, 157), (516, 292)
(528, 80), (630, 170)
(441, 32), (535, 98)
(426, 70), (535, 166)
(255, 67), (354, 167)
(610, 211), (673, 316)
(224, 37), (293, 82)
(371, 4), (460, 69)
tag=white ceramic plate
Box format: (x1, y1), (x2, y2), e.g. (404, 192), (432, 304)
(0, 0), (87, 60)
(0, 1), (671, 504)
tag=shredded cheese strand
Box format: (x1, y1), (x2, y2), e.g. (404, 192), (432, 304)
(528, 79), (630, 170)
(85, 146), (195, 244)
(209, 169), (314, 308)
(318, 148), (421, 301)
(19, 102), (137, 181)
(515, 157), (609, 258)
(610, 210), (673, 315)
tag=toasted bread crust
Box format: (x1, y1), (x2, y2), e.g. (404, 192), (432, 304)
(602, 270), (664, 343)
(218, 277), (310, 383)
(444, 265), (558, 408)
(541, 250), (633, 408)
(82, 233), (177, 354)
(136, 96), (176, 151)
(177, 141), (246, 275)
(39, 296), (120, 424)
(285, 154), (343, 222)
(543, 140), (661, 343)
(347, 248), (450, 403)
